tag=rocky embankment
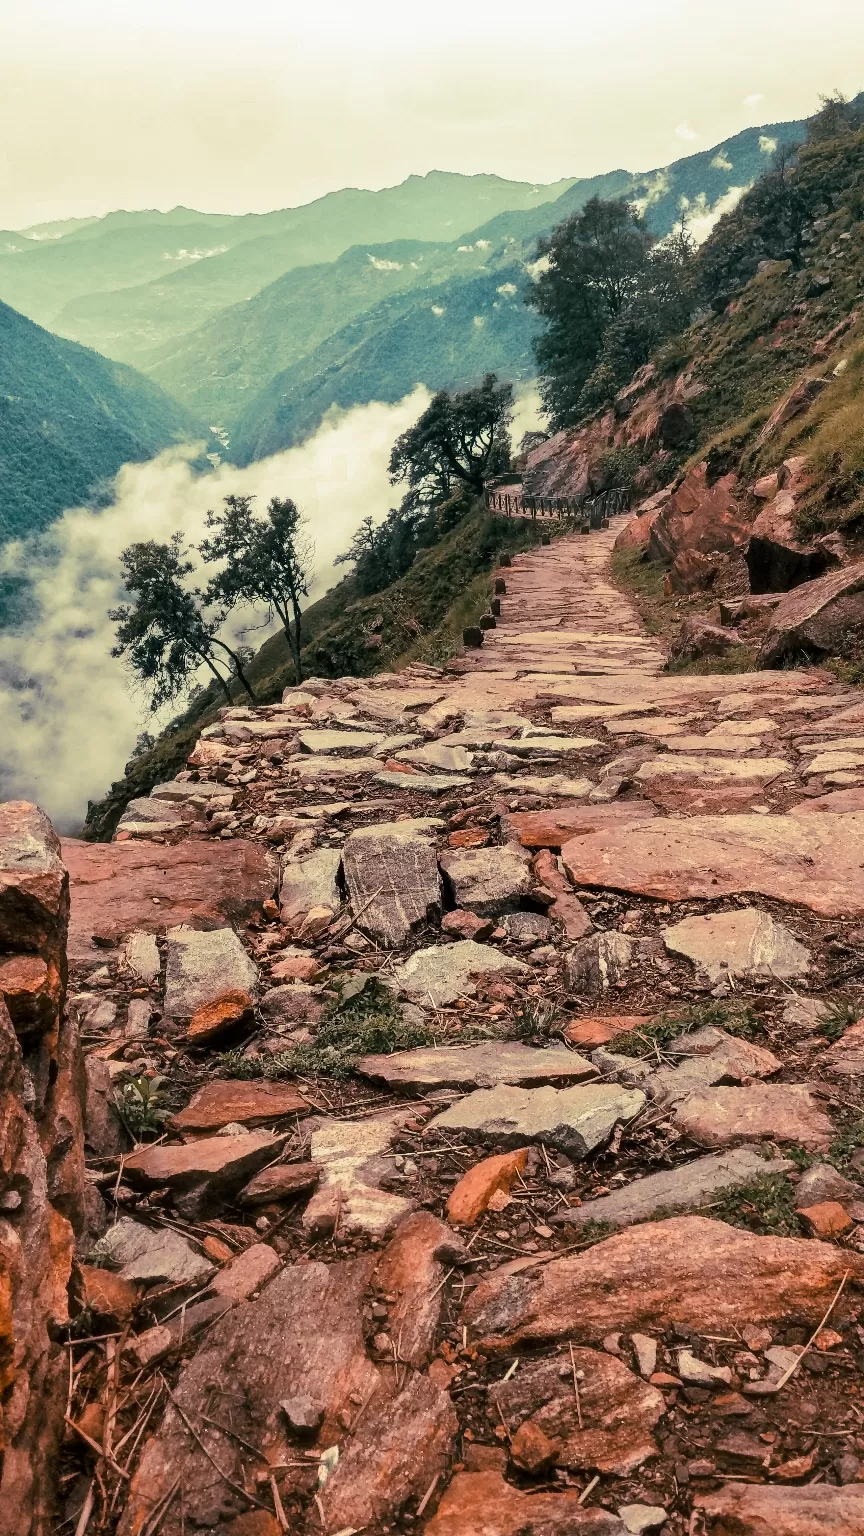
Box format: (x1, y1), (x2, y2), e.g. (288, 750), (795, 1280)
(8, 516), (864, 1533)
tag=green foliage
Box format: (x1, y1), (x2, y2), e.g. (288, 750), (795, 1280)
(289, 979), (434, 1079)
(115, 1074), (169, 1141)
(388, 374), (513, 512)
(817, 996), (859, 1043)
(109, 534), (257, 709)
(613, 1000), (759, 1058)
(709, 1173), (802, 1237)
(830, 1118), (864, 1168)
(527, 198), (655, 430)
(512, 998), (562, 1045)
(201, 494), (313, 683)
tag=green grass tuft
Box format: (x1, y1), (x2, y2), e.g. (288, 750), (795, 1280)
(708, 1173), (802, 1237)
(613, 1000), (759, 1059)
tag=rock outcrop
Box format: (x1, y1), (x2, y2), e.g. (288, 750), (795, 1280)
(0, 802), (85, 1535)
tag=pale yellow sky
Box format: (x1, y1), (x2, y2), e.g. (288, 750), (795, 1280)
(3, 0), (863, 228)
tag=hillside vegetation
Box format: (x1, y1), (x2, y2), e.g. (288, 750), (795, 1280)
(0, 299), (208, 545)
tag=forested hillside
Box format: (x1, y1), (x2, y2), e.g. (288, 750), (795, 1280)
(0, 299), (208, 544)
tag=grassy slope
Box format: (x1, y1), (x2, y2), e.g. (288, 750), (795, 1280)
(0, 299), (209, 544)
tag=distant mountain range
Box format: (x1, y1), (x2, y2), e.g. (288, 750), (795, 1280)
(0, 299), (207, 545)
(0, 114), (808, 541)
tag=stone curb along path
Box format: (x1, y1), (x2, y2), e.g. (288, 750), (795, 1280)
(9, 512), (864, 1534)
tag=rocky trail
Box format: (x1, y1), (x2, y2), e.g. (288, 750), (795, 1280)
(8, 512), (864, 1534)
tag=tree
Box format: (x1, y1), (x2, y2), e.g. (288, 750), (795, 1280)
(526, 197), (654, 430)
(110, 535), (257, 708)
(388, 374), (513, 513)
(696, 146), (811, 307)
(200, 494), (313, 684)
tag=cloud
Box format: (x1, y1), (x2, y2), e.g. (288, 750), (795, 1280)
(431, 303), (446, 316)
(496, 282), (517, 296)
(711, 150), (733, 171)
(759, 134), (778, 154)
(0, 389), (429, 830)
(744, 92), (765, 106)
(631, 169), (669, 215)
(680, 183), (752, 243)
(367, 253), (403, 271)
(675, 121), (699, 142)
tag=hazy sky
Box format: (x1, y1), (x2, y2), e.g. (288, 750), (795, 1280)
(3, 0), (864, 228)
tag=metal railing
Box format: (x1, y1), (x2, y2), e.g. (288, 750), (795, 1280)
(484, 484), (630, 525)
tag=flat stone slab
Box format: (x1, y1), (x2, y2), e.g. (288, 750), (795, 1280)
(279, 847), (342, 923)
(295, 755), (383, 778)
(561, 812), (864, 917)
(462, 1215), (864, 1354)
(427, 1082), (646, 1157)
(635, 755), (790, 783)
(304, 1109), (417, 1238)
(663, 907), (810, 983)
(674, 1084), (834, 1149)
(819, 1020), (864, 1077)
(124, 1130), (281, 1194)
(342, 820), (442, 947)
(163, 924), (258, 1019)
(375, 770), (470, 793)
(398, 742), (475, 773)
(298, 728), (384, 754)
(424, 1471), (630, 1536)
(493, 1347), (664, 1475)
(555, 1147), (795, 1230)
(493, 773), (593, 798)
(89, 1216), (215, 1287)
(62, 837), (277, 962)
(696, 1482), (864, 1535)
(503, 802), (658, 849)
(640, 1026), (783, 1104)
(123, 930), (161, 984)
(356, 1041), (594, 1092)
(170, 1079), (312, 1133)
(390, 940), (530, 1006)
(439, 846), (531, 914)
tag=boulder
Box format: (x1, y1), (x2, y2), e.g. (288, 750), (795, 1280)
(673, 1083), (833, 1149)
(122, 930), (161, 984)
(163, 924), (258, 1020)
(424, 1471), (629, 1535)
(493, 1347), (665, 1474)
(89, 1216), (214, 1287)
(371, 1211), (467, 1368)
(303, 1109), (417, 1238)
(447, 1149), (528, 1225)
(278, 847), (341, 927)
(613, 508), (658, 557)
(390, 940), (530, 1007)
(662, 907), (810, 984)
(754, 374), (830, 449)
(759, 564), (864, 668)
(62, 836), (276, 963)
(665, 549), (724, 594)
(647, 465), (749, 568)
(208, 1242), (281, 1303)
(462, 1216), (864, 1354)
(238, 1162), (320, 1207)
(818, 1019), (864, 1077)
(342, 820), (441, 947)
(186, 988), (253, 1044)
(642, 1026), (783, 1104)
(427, 1081), (646, 1157)
(670, 616), (746, 665)
(84, 1056), (127, 1157)
(565, 931), (633, 994)
(439, 845), (531, 915)
(123, 1130), (282, 1213)
(555, 1147), (795, 1230)
(746, 490), (838, 594)
(696, 1482), (864, 1534)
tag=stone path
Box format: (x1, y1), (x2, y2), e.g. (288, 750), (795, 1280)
(12, 517), (864, 1535)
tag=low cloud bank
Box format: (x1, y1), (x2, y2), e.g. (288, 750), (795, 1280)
(0, 389), (429, 830)
(0, 384), (543, 831)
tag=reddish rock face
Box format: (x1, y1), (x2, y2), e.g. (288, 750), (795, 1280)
(696, 1481), (864, 1534)
(0, 954), (61, 1035)
(613, 507), (658, 557)
(746, 489), (838, 594)
(462, 1216), (864, 1354)
(423, 1470), (628, 1534)
(170, 1079), (311, 1134)
(0, 802), (69, 978)
(62, 837), (277, 962)
(647, 465), (750, 569)
(447, 1149), (528, 1225)
(80, 1265), (138, 1323)
(504, 802), (657, 850)
(758, 564), (864, 668)
(186, 988), (252, 1044)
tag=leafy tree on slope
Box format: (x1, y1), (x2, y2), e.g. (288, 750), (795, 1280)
(200, 494), (313, 684)
(388, 373), (514, 513)
(526, 197), (654, 430)
(110, 535), (257, 708)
